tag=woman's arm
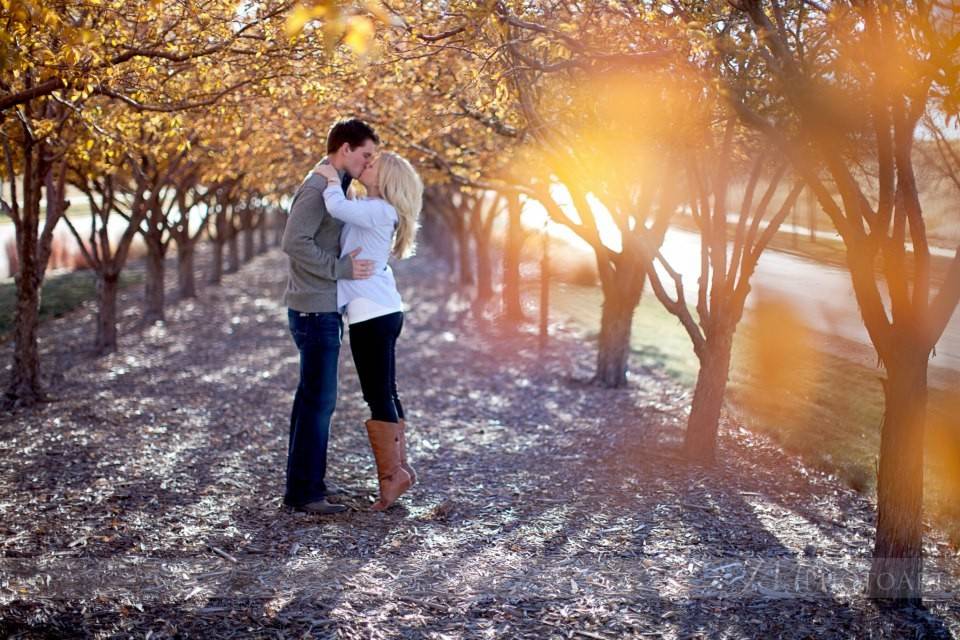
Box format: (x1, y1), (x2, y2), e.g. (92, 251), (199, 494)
(322, 184), (391, 229)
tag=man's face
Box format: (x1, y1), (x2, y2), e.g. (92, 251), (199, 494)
(342, 139), (377, 178)
(358, 154), (380, 187)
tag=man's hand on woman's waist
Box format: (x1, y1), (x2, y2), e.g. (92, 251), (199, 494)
(346, 247), (375, 279)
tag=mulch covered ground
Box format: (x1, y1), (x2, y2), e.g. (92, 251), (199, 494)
(0, 247), (958, 639)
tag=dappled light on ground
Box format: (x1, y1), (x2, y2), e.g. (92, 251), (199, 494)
(0, 249), (958, 638)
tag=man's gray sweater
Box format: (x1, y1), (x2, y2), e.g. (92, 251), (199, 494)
(281, 170), (353, 313)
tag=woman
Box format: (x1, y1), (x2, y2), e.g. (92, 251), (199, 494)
(314, 152), (422, 511)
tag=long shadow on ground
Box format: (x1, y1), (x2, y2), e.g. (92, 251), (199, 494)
(0, 247), (957, 638)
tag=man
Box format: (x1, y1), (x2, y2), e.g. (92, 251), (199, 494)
(280, 118), (380, 514)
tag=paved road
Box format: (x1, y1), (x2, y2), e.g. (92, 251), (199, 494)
(654, 227), (960, 374)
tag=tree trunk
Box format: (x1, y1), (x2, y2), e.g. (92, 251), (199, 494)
(95, 272), (120, 354)
(684, 330), (734, 465)
(502, 193), (524, 320)
(424, 212), (455, 267)
(539, 228), (550, 349)
(6, 143), (58, 406)
(457, 219), (473, 287)
(243, 221), (255, 263)
(258, 213), (269, 254)
(475, 233), (494, 307)
(209, 237), (223, 285)
(177, 241), (196, 299)
(807, 188), (817, 243)
(867, 349), (928, 605)
(8, 270), (43, 405)
(144, 241), (165, 324)
(595, 273), (645, 388)
(227, 222), (240, 274)
(791, 199), (799, 249)
(421, 208), (438, 246)
(209, 208), (225, 285)
(272, 210), (284, 248)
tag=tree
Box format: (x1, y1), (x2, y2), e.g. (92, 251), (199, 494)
(63, 147), (149, 353)
(468, 190), (505, 313)
(134, 143), (189, 324)
(705, 0), (960, 604)
(206, 179), (239, 286)
(643, 121), (804, 464)
(0, 0), (300, 404)
(499, 34), (683, 387)
(0, 99), (72, 404)
(170, 165), (215, 300)
(376, 1), (682, 384)
(501, 191), (528, 321)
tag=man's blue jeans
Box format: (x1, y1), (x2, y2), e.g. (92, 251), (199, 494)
(284, 309), (342, 507)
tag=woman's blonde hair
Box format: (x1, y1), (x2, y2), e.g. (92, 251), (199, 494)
(377, 152), (422, 259)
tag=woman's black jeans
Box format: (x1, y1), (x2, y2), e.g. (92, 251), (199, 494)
(349, 311), (405, 423)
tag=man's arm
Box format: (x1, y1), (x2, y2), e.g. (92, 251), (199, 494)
(281, 186), (354, 280)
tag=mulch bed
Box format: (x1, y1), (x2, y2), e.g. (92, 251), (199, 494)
(0, 246), (958, 638)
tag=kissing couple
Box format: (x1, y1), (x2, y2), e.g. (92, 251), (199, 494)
(279, 118), (423, 514)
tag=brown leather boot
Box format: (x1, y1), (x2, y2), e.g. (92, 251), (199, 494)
(366, 420), (412, 511)
(398, 418), (417, 485)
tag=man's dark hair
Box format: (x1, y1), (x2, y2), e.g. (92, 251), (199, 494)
(326, 118), (380, 155)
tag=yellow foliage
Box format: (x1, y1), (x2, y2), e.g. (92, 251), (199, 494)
(285, 1), (333, 38)
(344, 15), (374, 54)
